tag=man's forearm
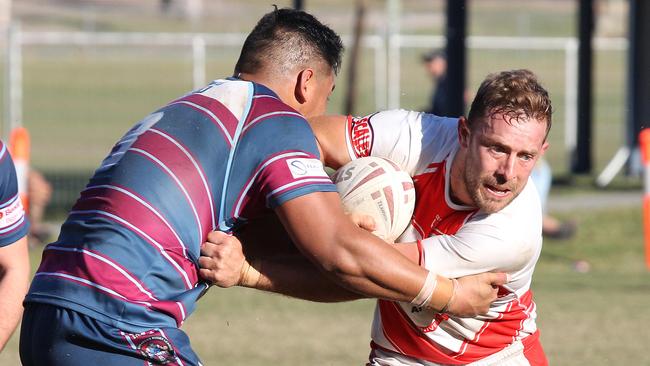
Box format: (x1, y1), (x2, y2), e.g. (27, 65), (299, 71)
(0, 270), (27, 350)
(241, 255), (363, 302)
(0, 237), (30, 351)
(200, 230), (507, 317)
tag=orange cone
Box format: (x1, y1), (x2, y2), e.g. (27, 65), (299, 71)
(8, 127), (30, 214)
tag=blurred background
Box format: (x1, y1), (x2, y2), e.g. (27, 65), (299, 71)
(1, 0), (649, 365)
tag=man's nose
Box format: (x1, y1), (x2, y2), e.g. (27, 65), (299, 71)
(495, 155), (516, 182)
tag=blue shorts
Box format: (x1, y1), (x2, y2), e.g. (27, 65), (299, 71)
(20, 303), (202, 366)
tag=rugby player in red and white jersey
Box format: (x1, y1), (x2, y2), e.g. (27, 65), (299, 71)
(200, 69), (550, 365)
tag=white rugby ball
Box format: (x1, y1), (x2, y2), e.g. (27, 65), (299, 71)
(332, 157), (415, 242)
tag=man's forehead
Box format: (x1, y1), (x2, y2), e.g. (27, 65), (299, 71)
(477, 112), (547, 148)
(486, 109), (534, 123)
(479, 111), (546, 131)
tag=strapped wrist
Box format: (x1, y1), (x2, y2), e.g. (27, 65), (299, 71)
(411, 270), (437, 308)
(424, 276), (454, 312)
(239, 258), (262, 288)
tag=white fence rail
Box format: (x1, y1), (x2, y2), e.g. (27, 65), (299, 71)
(387, 35), (627, 160)
(3, 27), (627, 156)
(3, 26), (388, 137)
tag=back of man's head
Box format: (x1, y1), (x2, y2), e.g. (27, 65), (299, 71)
(234, 7), (343, 78)
(467, 69), (553, 138)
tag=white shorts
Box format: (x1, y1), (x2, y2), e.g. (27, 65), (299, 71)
(368, 341), (530, 366)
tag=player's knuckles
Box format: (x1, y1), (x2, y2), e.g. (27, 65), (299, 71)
(198, 269), (216, 282)
(214, 236), (232, 246)
(218, 243), (235, 255)
(200, 243), (218, 256)
(214, 249), (232, 262)
(198, 256), (217, 270)
(206, 231), (229, 243)
(488, 272), (507, 286)
(222, 234), (240, 245)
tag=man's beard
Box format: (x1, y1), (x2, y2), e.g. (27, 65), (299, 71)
(463, 168), (520, 214)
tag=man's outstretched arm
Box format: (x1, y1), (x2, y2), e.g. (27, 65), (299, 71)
(200, 192), (508, 316)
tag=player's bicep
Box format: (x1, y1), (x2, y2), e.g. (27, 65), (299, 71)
(273, 191), (353, 267)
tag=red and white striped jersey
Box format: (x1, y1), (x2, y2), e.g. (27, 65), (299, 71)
(345, 110), (545, 365)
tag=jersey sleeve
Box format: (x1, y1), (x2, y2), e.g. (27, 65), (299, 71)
(252, 116), (337, 209)
(345, 110), (459, 176)
(420, 215), (526, 275)
(0, 143), (29, 247)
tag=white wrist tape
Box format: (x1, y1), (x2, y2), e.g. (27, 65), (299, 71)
(411, 270), (438, 308)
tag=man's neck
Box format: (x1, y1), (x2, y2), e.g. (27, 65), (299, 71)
(239, 72), (298, 111)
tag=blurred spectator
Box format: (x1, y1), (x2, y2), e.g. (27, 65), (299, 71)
(422, 49), (452, 116)
(160, 0), (173, 14)
(531, 158), (577, 240)
(421, 49), (471, 116)
(27, 169), (53, 246)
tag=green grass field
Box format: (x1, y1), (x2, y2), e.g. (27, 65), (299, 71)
(1, 205), (649, 365)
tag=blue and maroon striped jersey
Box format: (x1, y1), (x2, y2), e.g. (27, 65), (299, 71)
(26, 79), (336, 331)
(0, 140), (29, 246)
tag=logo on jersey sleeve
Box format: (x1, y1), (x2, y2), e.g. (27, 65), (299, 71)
(286, 158), (329, 179)
(347, 116), (374, 158)
(0, 197), (24, 229)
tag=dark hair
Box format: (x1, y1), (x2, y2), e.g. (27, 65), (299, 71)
(467, 69), (553, 138)
(422, 49), (446, 63)
(234, 7), (343, 76)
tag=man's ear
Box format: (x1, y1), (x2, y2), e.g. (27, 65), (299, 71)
(294, 68), (314, 105)
(458, 116), (471, 148)
(540, 141), (549, 155)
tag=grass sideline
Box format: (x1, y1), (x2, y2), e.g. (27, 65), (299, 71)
(1, 205), (649, 365)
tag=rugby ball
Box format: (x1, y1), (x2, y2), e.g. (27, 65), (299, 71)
(332, 157), (415, 242)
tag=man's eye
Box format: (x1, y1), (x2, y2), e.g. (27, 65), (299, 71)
(490, 146), (505, 154)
